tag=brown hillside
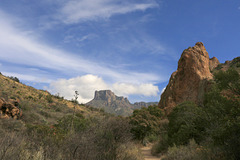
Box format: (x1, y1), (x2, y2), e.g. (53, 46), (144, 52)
(0, 73), (95, 124)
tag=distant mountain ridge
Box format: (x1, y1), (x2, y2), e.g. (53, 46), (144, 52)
(86, 90), (158, 116)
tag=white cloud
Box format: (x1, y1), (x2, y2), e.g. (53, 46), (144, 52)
(112, 83), (159, 97)
(49, 74), (159, 103)
(59, 0), (158, 23)
(49, 74), (109, 103)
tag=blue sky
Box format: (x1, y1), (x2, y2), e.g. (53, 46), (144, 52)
(0, 0), (239, 103)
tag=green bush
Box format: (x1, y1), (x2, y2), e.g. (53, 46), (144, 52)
(130, 105), (163, 143)
(163, 139), (207, 160)
(8, 76), (20, 83)
(151, 133), (169, 155)
(38, 93), (43, 99)
(168, 102), (207, 146)
(203, 69), (240, 159)
(46, 95), (53, 103)
(55, 114), (89, 133)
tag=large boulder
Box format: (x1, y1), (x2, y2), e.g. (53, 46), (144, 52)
(159, 42), (219, 114)
(0, 98), (22, 119)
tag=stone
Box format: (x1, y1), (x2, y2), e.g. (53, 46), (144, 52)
(159, 42), (218, 114)
(0, 98), (22, 119)
(209, 57), (220, 71)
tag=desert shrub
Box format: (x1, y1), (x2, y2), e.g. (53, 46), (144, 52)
(70, 98), (79, 104)
(1, 91), (8, 100)
(163, 139), (208, 160)
(27, 96), (33, 100)
(167, 101), (208, 146)
(61, 116), (135, 160)
(0, 131), (24, 160)
(8, 76), (20, 83)
(203, 69), (240, 159)
(151, 133), (169, 156)
(54, 106), (62, 112)
(18, 100), (31, 111)
(147, 134), (159, 143)
(130, 105), (163, 143)
(39, 110), (51, 118)
(55, 113), (89, 134)
(46, 95), (53, 103)
(38, 93), (43, 99)
(53, 93), (64, 100)
(22, 112), (41, 123)
(116, 142), (144, 160)
(215, 64), (223, 70)
(213, 69), (240, 93)
(10, 96), (16, 100)
(0, 119), (25, 132)
(230, 57), (240, 68)
(0, 115), (141, 160)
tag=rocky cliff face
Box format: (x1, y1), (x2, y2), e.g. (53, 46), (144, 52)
(87, 90), (157, 116)
(94, 90), (130, 105)
(87, 90), (133, 116)
(159, 42), (220, 114)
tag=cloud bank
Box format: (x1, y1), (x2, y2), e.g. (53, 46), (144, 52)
(48, 74), (159, 103)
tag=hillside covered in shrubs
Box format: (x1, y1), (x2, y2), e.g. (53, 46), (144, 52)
(0, 73), (144, 160)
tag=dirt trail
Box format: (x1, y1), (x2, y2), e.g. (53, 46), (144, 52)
(141, 144), (161, 160)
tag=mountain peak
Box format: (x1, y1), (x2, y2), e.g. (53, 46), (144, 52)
(159, 42), (218, 113)
(94, 90), (115, 101)
(87, 90), (157, 116)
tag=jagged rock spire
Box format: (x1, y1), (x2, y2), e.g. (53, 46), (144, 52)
(158, 42), (219, 114)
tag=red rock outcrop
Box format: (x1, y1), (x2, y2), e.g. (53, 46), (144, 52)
(0, 98), (22, 119)
(159, 42), (219, 114)
(210, 57), (220, 71)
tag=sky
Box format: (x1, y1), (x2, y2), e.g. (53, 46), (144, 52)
(0, 0), (239, 103)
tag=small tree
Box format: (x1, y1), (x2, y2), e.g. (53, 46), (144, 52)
(130, 105), (162, 143)
(71, 91), (79, 133)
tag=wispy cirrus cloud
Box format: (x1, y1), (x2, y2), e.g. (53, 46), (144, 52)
(2, 71), (53, 84)
(0, 4), (164, 102)
(0, 10), (163, 84)
(63, 34), (98, 45)
(58, 0), (159, 24)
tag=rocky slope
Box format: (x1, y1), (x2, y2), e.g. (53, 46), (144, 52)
(86, 90), (157, 116)
(0, 73), (95, 123)
(158, 42), (220, 114)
